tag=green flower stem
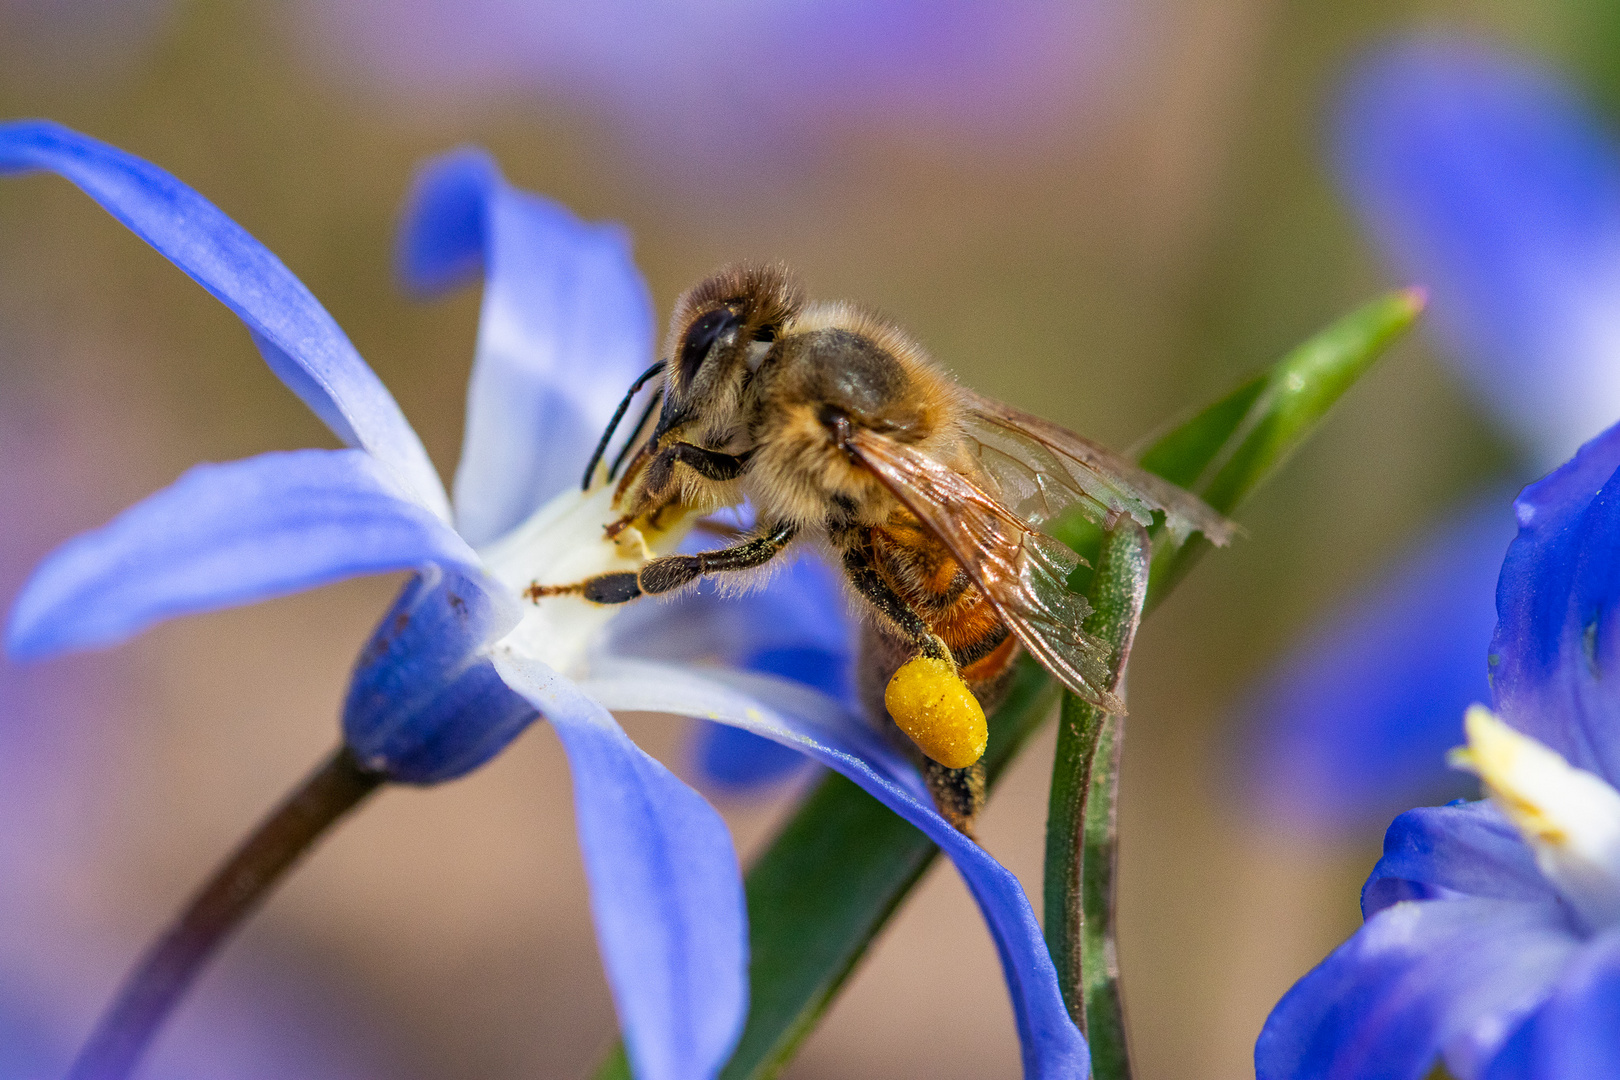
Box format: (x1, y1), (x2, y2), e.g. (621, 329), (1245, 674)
(1043, 520), (1149, 1078)
(1043, 692), (1103, 1031)
(68, 746), (384, 1080)
(1080, 710), (1128, 1075)
(596, 289), (1423, 1080)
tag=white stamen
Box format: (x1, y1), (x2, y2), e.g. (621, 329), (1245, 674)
(1450, 705), (1620, 932)
(478, 482), (698, 678)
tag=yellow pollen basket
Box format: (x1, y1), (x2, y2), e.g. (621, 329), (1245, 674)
(884, 656), (988, 769)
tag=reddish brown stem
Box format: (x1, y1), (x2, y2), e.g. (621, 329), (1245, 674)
(67, 745), (384, 1080)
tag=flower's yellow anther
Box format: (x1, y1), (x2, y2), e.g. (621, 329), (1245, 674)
(612, 524), (655, 562)
(1449, 704), (1620, 931)
(1450, 706), (1572, 844)
(884, 656), (988, 769)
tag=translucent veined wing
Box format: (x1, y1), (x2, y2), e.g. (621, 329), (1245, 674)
(846, 428), (1123, 713)
(960, 389), (1236, 547)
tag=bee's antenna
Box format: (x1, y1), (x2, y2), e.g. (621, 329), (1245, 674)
(609, 387), (664, 482)
(581, 360), (666, 491)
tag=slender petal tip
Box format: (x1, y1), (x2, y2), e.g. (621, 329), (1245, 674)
(6, 449), (482, 662)
(396, 147), (499, 296)
(1398, 284), (1430, 314)
(0, 119), (453, 519)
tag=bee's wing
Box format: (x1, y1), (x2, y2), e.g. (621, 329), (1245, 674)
(845, 428), (1123, 713)
(959, 389), (1237, 547)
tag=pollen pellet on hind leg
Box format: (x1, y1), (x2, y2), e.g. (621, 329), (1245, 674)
(884, 656), (988, 769)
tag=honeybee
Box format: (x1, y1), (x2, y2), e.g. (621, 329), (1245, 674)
(559, 265), (1234, 831)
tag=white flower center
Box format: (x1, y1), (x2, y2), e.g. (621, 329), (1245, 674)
(476, 482), (698, 678)
(1450, 705), (1620, 932)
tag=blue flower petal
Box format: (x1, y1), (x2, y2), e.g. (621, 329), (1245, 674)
(1335, 38), (1620, 465)
(490, 654), (747, 1080)
(343, 568), (530, 783)
(0, 120), (449, 518)
(582, 660), (1090, 1080)
(1256, 897), (1577, 1080)
(1242, 496), (1513, 830)
(603, 553), (854, 790)
(1491, 423), (1620, 783)
(690, 643), (842, 790)
(690, 721), (810, 791)
(603, 552), (853, 686)
(8, 449), (485, 661)
(1481, 929), (1620, 1080)
(1361, 801), (1550, 917)
(397, 148), (657, 547)
(1481, 1016), (1537, 1080)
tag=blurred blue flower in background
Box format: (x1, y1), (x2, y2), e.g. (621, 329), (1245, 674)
(1257, 417), (1620, 1080)
(1246, 38), (1620, 831)
(293, 0), (1133, 165)
(1, 122), (1089, 1078)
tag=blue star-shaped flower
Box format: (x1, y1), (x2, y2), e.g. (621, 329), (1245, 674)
(0, 121), (1088, 1079)
(1257, 413), (1620, 1079)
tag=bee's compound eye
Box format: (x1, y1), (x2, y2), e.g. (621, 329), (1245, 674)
(678, 308), (741, 386)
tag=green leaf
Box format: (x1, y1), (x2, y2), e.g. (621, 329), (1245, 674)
(1194, 287), (1424, 512)
(1147, 287), (1425, 604)
(592, 289), (1421, 1080)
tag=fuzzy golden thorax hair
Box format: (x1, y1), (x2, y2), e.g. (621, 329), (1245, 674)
(739, 300), (966, 530)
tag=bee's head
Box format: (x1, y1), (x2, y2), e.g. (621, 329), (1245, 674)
(654, 263), (803, 446)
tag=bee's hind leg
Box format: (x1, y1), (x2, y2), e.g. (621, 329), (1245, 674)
(843, 541), (990, 834)
(922, 760), (987, 838)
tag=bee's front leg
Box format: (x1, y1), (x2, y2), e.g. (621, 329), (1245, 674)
(618, 441), (751, 509)
(550, 520), (798, 606)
